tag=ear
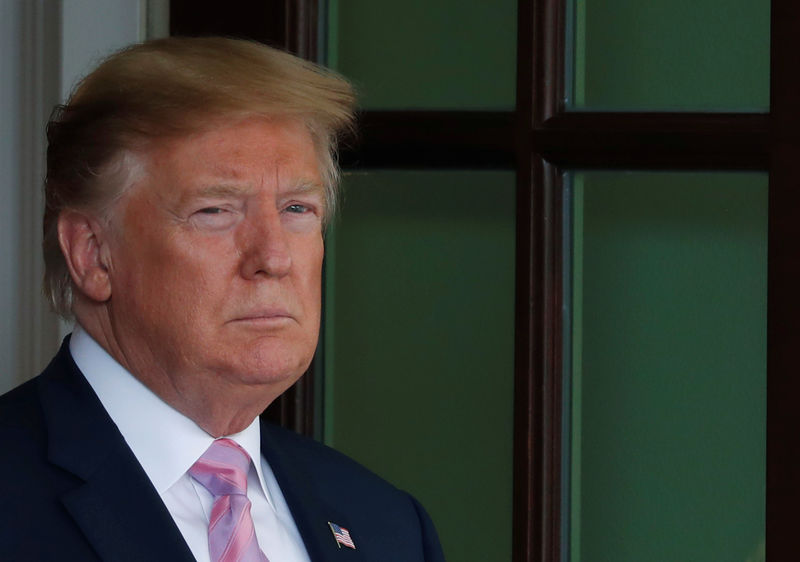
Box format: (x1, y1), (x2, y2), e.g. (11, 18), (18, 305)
(57, 210), (113, 303)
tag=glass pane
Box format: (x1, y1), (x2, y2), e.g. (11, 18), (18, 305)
(324, 170), (515, 562)
(568, 0), (770, 111)
(565, 171), (767, 561)
(327, 0), (517, 109)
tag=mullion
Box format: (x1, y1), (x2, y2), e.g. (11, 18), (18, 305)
(340, 110), (768, 171)
(766, 0), (800, 559)
(536, 112), (769, 170)
(340, 111), (515, 169)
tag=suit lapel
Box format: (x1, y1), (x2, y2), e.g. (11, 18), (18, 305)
(59, 452), (194, 562)
(260, 422), (366, 562)
(38, 343), (195, 562)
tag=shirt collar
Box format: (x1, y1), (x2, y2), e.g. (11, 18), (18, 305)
(69, 324), (273, 504)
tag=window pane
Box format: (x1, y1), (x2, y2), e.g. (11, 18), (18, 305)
(324, 170), (515, 562)
(327, 0), (517, 109)
(565, 171), (767, 561)
(568, 0), (770, 111)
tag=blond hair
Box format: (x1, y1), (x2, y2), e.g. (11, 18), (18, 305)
(43, 36), (356, 316)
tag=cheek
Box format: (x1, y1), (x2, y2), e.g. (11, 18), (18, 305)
(111, 230), (218, 319)
(297, 240), (324, 291)
(152, 248), (234, 321)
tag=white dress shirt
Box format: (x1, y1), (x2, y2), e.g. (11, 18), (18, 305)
(70, 325), (311, 562)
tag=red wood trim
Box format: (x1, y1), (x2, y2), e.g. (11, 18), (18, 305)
(766, 147), (800, 562)
(169, 0), (285, 47)
(536, 112), (769, 170)
(340, 111), (516, 169)
(766, 0), (800, 559)
(515, 0), (565, 561)
(284, 0), (319, 60)
(514, 156), (564, 562)
(341, 111), (769, 171)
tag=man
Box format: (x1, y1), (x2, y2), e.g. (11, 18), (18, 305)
(0, 37), (445, 561)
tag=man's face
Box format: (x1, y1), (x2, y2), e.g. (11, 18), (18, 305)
(104, 117), (325, 396)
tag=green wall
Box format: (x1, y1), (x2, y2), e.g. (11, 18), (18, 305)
(572, 0), (770, 110)
(328, 0), (517, 109)
(570, 172), (767, 562)
(324, 171), (516, 562)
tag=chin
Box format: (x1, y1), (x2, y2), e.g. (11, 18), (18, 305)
(226, 353), (312, 386)
(203, 335), (315, 385)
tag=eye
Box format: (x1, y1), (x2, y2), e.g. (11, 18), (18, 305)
(190, 206), (238, 230)
(285, 203), (311, 214)
(281, 202), (323, 232)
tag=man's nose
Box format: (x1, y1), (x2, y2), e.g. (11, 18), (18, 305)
(239, 208), (292, 279)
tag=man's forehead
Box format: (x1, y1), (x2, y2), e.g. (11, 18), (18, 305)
(141, 119), (324, 191)
(200, 158), (320, 182)
(184, 179), (326, 199)
(148, 116), (315, 158)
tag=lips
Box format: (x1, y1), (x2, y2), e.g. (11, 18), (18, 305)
(237, 308), (293, 320)
(233, 308), (293, 322)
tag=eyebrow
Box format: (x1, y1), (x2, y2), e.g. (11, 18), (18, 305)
(283, 181), (326, 197)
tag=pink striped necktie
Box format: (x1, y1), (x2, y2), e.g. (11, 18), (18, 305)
(189, 438), (270, 562)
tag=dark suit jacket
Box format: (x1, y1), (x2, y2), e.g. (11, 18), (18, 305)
(0, 339), (445, 561)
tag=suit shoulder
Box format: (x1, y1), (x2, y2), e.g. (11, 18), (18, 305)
(0, 344), (80, 466)
(0, 374), (46, 433)
(0, 339), (73, 431)
(261, 422), (446, 561)
(0, 374), (56, 500)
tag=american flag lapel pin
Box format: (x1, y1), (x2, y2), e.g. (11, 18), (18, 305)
(328, 521), (356, 550)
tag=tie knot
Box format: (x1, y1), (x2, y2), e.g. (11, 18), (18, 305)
(189, 438), (251, 498)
